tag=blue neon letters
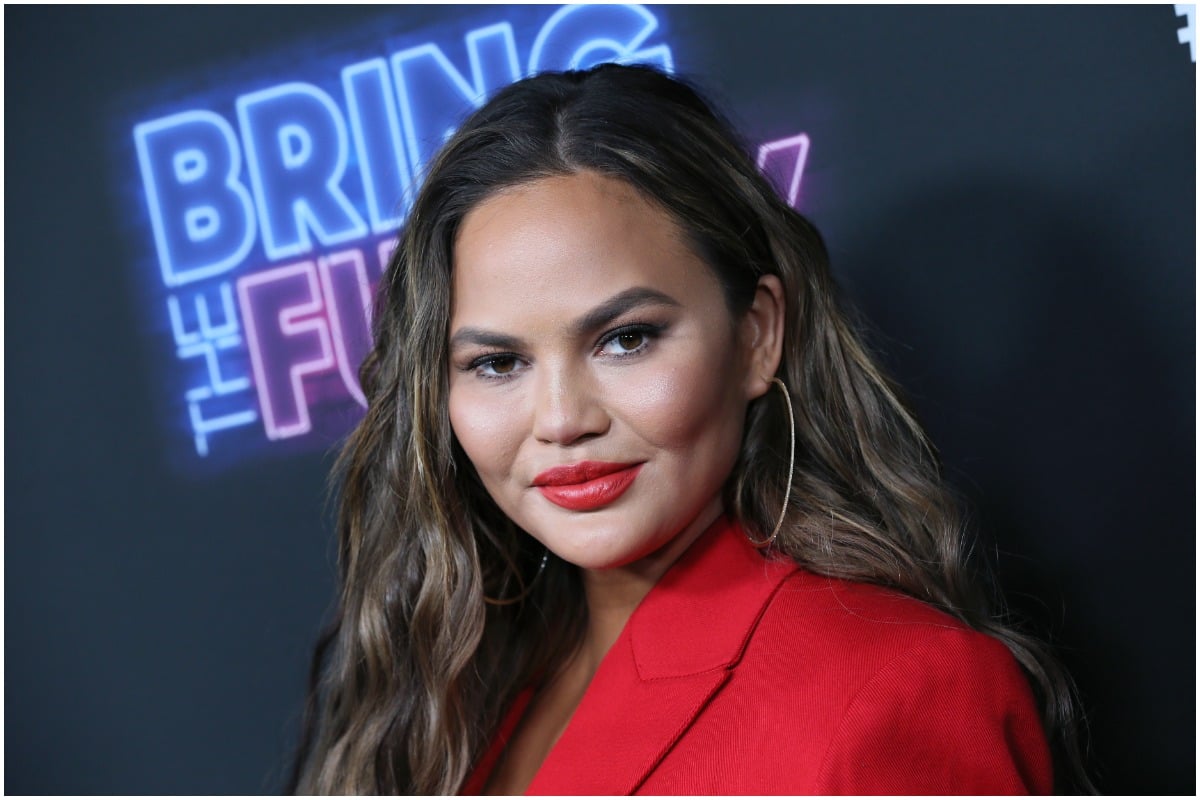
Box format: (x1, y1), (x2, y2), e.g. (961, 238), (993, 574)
(135, 4), (673, 286)
(135, 111), (257, 287)
(237, 83), (368, 261)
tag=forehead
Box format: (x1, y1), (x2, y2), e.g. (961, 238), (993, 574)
(450, 172), (723, 326)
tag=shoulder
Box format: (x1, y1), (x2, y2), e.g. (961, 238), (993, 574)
(632, 526), (1053, 793)
(755, 566), (1005, 668)
(737, 567), (1053, 793)
(743, 565), (1030, 696)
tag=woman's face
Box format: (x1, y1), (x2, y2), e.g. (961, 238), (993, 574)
(447, 171), (778, 572)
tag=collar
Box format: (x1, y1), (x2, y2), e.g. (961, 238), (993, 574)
(515, 515), (797, 795)
(629, 514), (799, 678)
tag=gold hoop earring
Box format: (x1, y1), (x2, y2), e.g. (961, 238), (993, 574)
(745, 377), (795, 549)
(484, 548), (549, 606)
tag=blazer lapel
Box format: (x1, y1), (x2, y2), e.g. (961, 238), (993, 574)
(525, 642), (730, 795)
(526, 517), (797, 795)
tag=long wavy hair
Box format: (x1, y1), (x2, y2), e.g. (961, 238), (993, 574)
(288, 63), (1091, 794)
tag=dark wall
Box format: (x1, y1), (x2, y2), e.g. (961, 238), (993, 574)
(5, 5), (1193, 793)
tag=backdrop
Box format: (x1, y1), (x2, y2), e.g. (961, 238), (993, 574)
(5, 5), (1194, 793)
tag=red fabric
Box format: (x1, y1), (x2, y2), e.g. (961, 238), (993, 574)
(463, 517), (1053, 795)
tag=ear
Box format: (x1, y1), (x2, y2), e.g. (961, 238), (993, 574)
(740, 274), (786, 401)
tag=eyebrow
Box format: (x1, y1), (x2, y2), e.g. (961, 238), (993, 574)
(448, 286), (681, 352)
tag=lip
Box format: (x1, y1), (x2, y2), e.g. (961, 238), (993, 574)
(532, 461), (643, 511)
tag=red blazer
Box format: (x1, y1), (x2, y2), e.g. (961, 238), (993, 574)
(463, 517), (1052, 794)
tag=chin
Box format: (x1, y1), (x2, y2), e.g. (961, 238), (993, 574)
(561, 549), (654, 572)
(538, 515), (672, 572)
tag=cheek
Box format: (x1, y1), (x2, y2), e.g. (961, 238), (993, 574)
(448, 387), (522, 481)
(618, 351), (745, 451)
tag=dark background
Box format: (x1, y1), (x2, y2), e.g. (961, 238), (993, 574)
(5, 5), (1194, 794)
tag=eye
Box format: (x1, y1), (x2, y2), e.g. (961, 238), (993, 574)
(598, 324), (659, 357)
(613, 331), (646, 352)
(484, 356), (518, 375)
(467, 353), (525, 380)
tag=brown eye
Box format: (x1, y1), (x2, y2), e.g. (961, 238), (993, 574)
(600, 326), (658, 357)
(469, 354), (523, 379)
(617, 332), (645, 351)
(488, 357), (517, 375)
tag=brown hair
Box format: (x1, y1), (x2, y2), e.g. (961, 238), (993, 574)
(289, 63), (1091, 794)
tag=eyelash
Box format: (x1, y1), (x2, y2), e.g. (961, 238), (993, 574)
(462, 322), (665, 382)
(465, 352), (523, 381)
(596, 323), (661, 358)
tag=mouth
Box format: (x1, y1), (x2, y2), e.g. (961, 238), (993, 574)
(532, 461), (643, 511)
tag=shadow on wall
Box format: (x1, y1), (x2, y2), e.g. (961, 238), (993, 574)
(836, 166), (1194, 793)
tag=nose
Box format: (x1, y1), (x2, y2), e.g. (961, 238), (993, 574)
(530, 361), (609, 446)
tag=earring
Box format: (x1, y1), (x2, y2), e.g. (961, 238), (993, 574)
(745, 377), (795, 549)
(484, 547), (549, 606)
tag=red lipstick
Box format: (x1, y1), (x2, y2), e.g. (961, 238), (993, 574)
(532, 461), (643, 511)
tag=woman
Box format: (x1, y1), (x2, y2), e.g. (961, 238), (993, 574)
(289, 64), (1089, 794)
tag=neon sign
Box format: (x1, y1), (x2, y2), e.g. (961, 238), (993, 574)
(126, 4), (810, 469)
(1176, 4), (1196, 61)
